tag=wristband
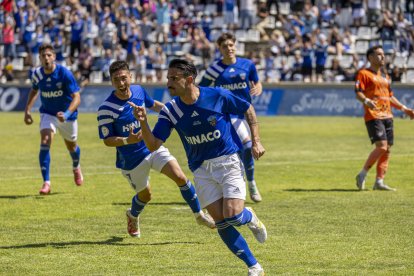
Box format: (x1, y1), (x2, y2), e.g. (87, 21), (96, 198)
(63, 110), (73, 120)
(122, 138), (128, 145)
(363, 98), (370, 105)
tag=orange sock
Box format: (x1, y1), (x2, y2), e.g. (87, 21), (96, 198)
(363, 147), (387, 171)
(376, 150), (390, 179)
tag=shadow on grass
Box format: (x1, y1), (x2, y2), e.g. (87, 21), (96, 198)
(284, 188), (359, 192)
(0, 236), (202, 249)
(0, 193), (63, 199)
(112, 202), (188, 206)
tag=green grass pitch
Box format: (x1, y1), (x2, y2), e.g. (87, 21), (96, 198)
(1, 113), (413, 275)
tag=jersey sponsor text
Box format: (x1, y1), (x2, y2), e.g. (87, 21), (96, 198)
(41, 90), (64, 98)
(184, 130), (221, 145)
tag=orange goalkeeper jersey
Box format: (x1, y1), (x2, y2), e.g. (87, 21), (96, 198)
(355, 68), (394, 122)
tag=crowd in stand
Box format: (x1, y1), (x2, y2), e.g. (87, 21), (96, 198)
(1, 0), (414, 84)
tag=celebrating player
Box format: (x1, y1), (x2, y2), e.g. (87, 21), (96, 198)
(199, 32), (263, 203)
(131, 59), (267, 275)
(24, 43), (83, 195)
(355, 45), (414, 191)
(97, 60), (215, 238)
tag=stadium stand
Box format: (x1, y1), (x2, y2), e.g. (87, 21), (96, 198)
(1, 0), (414, 84)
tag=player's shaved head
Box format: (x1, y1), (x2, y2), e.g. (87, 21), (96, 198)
(109, 60), (130, 77)
(168, 59), (197, 80)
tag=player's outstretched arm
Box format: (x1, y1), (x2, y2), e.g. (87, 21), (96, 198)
(128, 102), (164, 152)
(24, 89), (39, 125)
(390, 96), (414, 119)
(244, 104), (265, 160)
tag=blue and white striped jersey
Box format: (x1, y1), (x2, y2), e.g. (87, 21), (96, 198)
(31, 64), (80, 120)
(153, 86), (250, 172)
(199, 57), (259, 104)
(97, 85), (155, 170)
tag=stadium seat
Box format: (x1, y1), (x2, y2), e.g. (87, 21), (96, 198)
(393, 55), (407, 67)
(355, 40), (369, 54)
(247, 29), (260, 42)
(339, 54), (353, 68)
(16, 44), (28, 58)
(382, 40), (395, 54)
(235, 29), (247, 42)
(90, 71), (103, 83)
(11, 57), (24, 71)
(235, 42), (245, 56)
(407, 55), (414, 68)
(357, 26), (371, 40)
(405, 69), (414, 83)
(212, 16), (224, 29)
(279, 2), (290, 15)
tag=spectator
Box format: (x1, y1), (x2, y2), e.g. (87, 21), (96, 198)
(70, 12), (84, 64)
(30, 25), (45, 67)
(239, 0), (256, 30)
(367, 0), (382, 26)
(135, 48), (147, 82)
(314, 33), (329, 83)
(388, 64), (405, 82)
(102, 48), (115, 81)
(2, 15), (16, 62)
(327, 24), (343, 56)
(291, 50), (303, 81)
(377, 10), (395, 41)
(256, 0), (270, 40)
(301, 40), (314, 82)
(325, 57), (346, 82)
(100, 15), (117, 50)
(153, 44), (166, 82)
(351, 0), (365, 28)
(139, 15), (153, 48)
(155, 0), (171, 43)
(223, 0), (238, 31)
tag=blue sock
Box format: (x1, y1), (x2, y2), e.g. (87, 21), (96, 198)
(179, 180), (201, 213)
(216, 220), (257, 267)
(70, 146), (81, 168)
(39, 144), (51, 182)
(131, 194), (147, 217)
(225, 208), (253, 227)
(242, 141), (254, 182)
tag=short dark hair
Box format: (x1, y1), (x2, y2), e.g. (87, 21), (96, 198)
(109, 60), (130, 77)
(39, 44), (55, 55)
(366, 45), (383, 59)
(217, 32), (236, 46)
(168, 59), (197, 80)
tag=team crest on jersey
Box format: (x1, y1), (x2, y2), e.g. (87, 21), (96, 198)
(101, 126), (109, 137)
(207, 115), (217, 127)
(240, 73), (246, 80)
(56, 82), (63, 89)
